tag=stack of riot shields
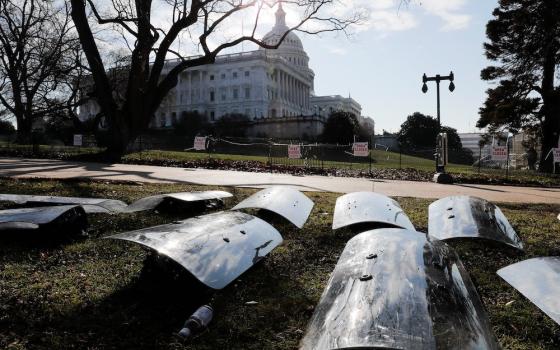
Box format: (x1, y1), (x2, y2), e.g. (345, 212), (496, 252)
(429, 198), (560, 327)
(0, 191), (234, 237)
(1, 187), (313, 288)
(5, 187), (558, 345)
(108, 186), (314, 290)
(300, 193), (520, 349)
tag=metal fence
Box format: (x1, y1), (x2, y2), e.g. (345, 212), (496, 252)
(128, 135), (560, 180)
(1, 134), (559, 181)
(269, 143), (373, 170)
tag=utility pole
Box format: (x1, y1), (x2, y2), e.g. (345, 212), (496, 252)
(422, 71), (455, 183)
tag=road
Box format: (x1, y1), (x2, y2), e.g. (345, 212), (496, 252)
(0, 157), (559, 204)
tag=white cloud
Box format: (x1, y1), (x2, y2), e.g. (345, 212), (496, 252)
(317, 0), (417, 34)
(328, 46), (348, 55)
(418, 0), (471, 31)
(87, 0), (471, 60)
(337, 0), (471, 33)
(367, 10), (417, 32)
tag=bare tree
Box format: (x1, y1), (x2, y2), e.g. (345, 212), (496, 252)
(0, 0), (84, 143)
(69, 0), (362, 158)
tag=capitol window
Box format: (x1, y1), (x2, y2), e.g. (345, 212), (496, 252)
(244, 71), (250, 77)
(221, 73), (225, 79)
(245, 87), (251, 99)
(210, 75), (214, 80)
(210, 91), (215, 102)
(233, 72), (238, 79)
(233, 88), (239, 99)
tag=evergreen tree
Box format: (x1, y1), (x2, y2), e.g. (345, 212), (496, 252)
(321, 111), (360, 144)
(397, 112), (463, 151)
(478, 0), (560, 172)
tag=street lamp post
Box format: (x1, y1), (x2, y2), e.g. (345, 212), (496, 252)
(422, 71), (455, 175)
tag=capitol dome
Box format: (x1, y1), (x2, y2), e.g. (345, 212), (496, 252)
(260, 2), (310, 70)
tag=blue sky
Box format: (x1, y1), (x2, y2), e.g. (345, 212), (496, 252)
(143, 0), (498, 134)
(75, 0), (499, 135)
(298, 0), (498, 134)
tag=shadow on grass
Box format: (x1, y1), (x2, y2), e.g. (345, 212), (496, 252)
(1, 251), (321, 350)
(448, 235), (560, 349)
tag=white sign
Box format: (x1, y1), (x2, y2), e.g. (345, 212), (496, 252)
(491, 146), (508, 161)
(73, 134), (83, 147)
(553, 148), (560, 163)
(352, 142), (369, 157)
(288, 144), (301, 159)
(194, 136), (207, 151)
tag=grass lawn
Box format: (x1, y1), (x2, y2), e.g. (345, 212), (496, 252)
(0, 177), (559, 349)
(2, 141), (559, 186)
(123, 148), (466, 171)
(125, 149), (560, 186)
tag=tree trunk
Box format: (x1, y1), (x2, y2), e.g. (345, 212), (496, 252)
(14, 115), (32, 144)
(539, 95), (560, 173)
(537, 4), (559, 173)
(103, 109), (146, 161)
(15, 129), (32, 144)
(104, 114), (130, 161)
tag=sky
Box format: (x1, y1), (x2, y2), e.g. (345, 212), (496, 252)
(123, 0), (499, 134)
(295, 0), (499, 133)
(65, 0), (499, 134)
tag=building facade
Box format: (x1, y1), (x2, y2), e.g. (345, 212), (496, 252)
(458, 132), (514, 158)
(458, 133), (490, 158)
(374, 132), (399, 151)
(309, 95), (362, 118)
(79, 3), (369, 139)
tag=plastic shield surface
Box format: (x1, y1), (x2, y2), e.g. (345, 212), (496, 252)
(124, 191), (233, 212)
(429, 196), (523, 251)
(0, 205), (87, 231)
(0, 194), (127, 214)
(331, 192), (415, 230)
(232, 186), (313, 228)
(108, 211), (282, 289)
(301, 228), (498, 350)
(498, 257), (560, 325)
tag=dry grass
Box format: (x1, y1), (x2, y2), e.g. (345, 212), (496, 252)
(0, 177), (558, 349)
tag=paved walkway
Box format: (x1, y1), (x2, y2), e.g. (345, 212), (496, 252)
(0, 158), (559, 204)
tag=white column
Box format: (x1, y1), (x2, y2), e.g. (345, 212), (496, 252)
(302, 84), (305, 109)
(292, 77), (297, 105)
(294, 77), (297, 106)
(282, 73), (285, 102)
(285, 73), (289, 103)
(282, 71), (286, 101)
(286, 73), (289, 102)
(302, 85), (305, 110)
(299, 81), (303, 108)
(278, 71), (281, 100)
(278, 71), (282, 101)
(289, 74), (292, 104)
(292, 78), (297, 106)
(298, 81), (301, 108)
(296, 80), (300, 108)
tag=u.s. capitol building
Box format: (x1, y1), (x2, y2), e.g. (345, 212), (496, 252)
(79, 3), (373, 139)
